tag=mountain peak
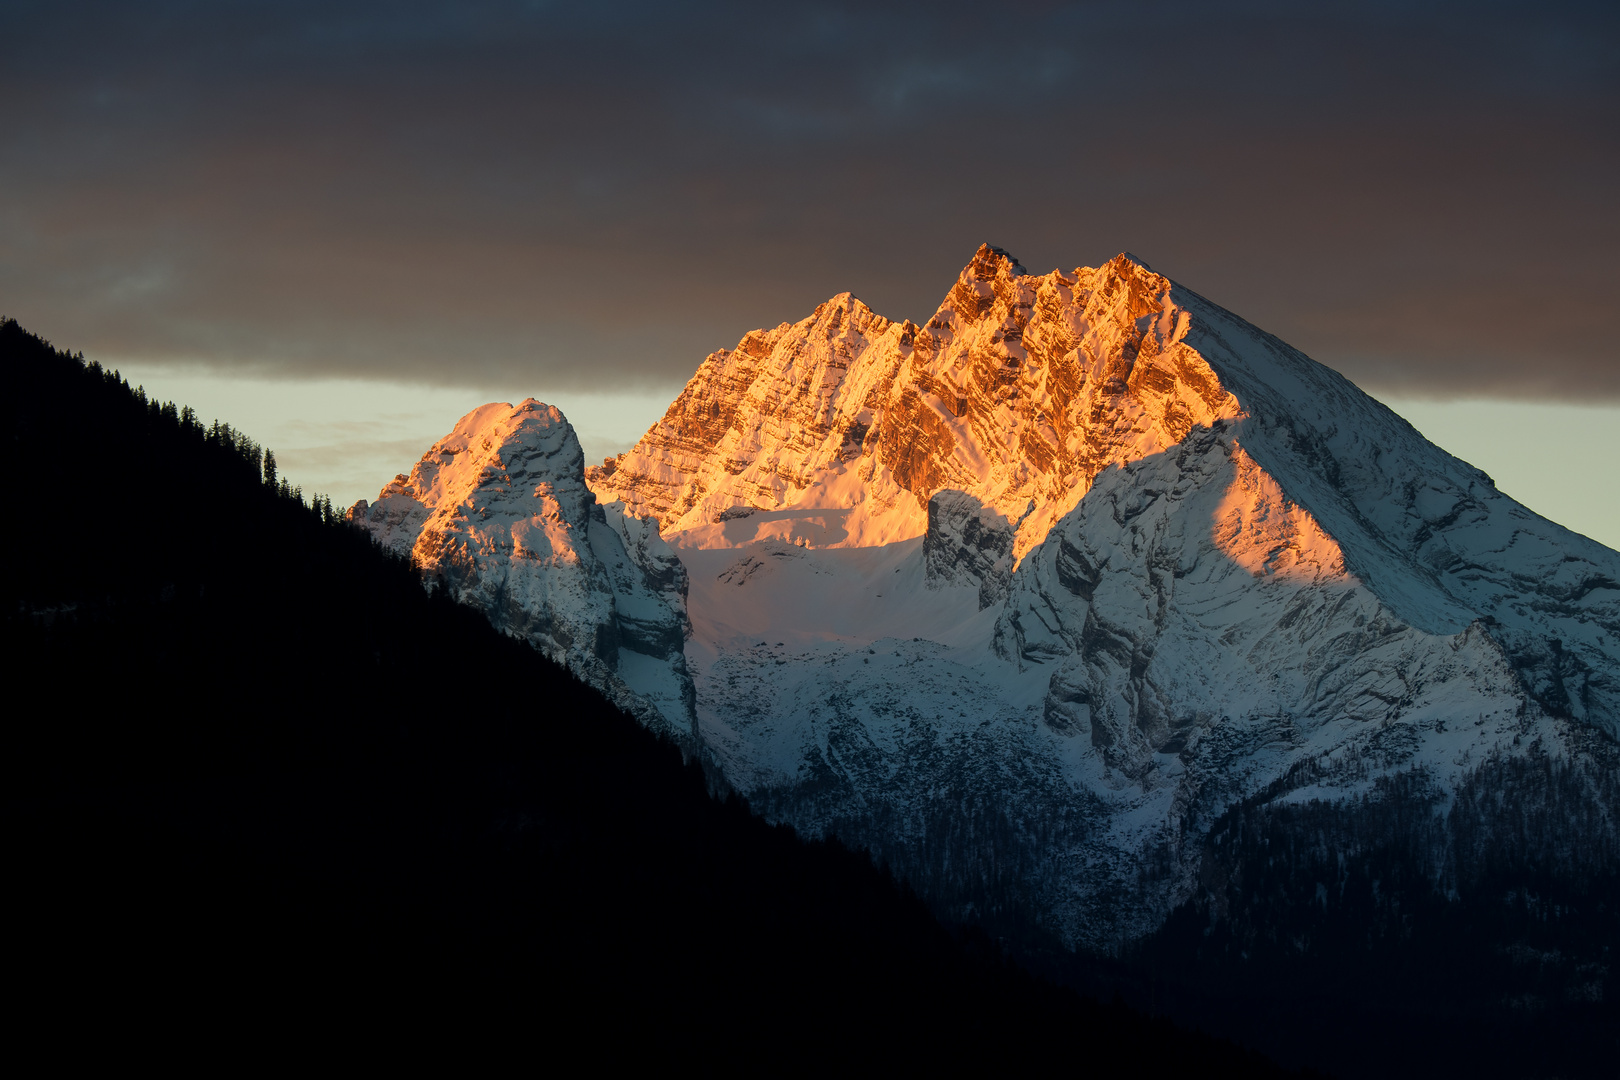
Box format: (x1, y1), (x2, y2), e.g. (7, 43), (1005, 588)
(592, 246), (1229, 556)
(586, 246), (1617, 683)
(348, 398), (698, 742)
(963, 243), (1027, 280)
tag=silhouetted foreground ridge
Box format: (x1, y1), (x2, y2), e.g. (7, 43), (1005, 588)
(1, 319), (1293, 1070)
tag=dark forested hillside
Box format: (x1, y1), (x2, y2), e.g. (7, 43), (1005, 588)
(1111, 752), (1620, 1079)
(1, 319), (1292, 1070)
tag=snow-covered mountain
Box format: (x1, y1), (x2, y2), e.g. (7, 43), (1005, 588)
(347, 400), (695, 744)
(357, 246), (1619, 950)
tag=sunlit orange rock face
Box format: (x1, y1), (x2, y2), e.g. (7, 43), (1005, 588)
(588, 245), (1240, 558)
(1212, 445), (1349, 583)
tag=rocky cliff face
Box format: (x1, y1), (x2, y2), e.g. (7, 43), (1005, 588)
(590, 245), (1236, 561)
(349, 400), (695, 744)
(924, 490), (1014, 610)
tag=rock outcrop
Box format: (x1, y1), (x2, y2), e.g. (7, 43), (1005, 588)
(923, 490), (1015, 609)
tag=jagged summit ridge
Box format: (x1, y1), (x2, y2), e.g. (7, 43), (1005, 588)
(590, 244), (1234, 561)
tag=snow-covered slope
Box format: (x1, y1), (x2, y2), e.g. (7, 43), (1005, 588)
(348, 400), (695, 743)
(586, 245), (1620, 946)
(363, 246), (1618, 949)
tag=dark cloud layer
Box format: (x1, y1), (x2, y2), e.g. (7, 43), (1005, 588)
(3, 1), (1617, 397)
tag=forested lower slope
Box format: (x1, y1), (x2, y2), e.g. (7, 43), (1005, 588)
(0, 319), (1291, 1070)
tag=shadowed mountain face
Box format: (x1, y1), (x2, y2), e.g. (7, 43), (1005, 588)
(355, 249), (1618, 1072)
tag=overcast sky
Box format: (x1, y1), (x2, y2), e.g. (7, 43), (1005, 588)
(5, 0), (1616, 400)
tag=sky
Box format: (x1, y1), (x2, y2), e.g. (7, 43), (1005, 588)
(4, 1), (1617, 545)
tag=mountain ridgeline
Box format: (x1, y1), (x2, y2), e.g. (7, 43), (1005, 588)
(351, 247), (1618, 1076)
(2, 318), (1298, 1069)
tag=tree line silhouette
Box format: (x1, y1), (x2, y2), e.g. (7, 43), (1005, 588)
(12, 312), (1610, 1075)
(1, 318), (1298, 1071)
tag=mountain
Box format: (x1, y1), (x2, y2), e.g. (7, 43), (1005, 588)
(357, 249), (1618, 1072)
(349, 400), (696, 744)
(4, 318), (1298, 1072)
(586, 242), (1617, 926)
